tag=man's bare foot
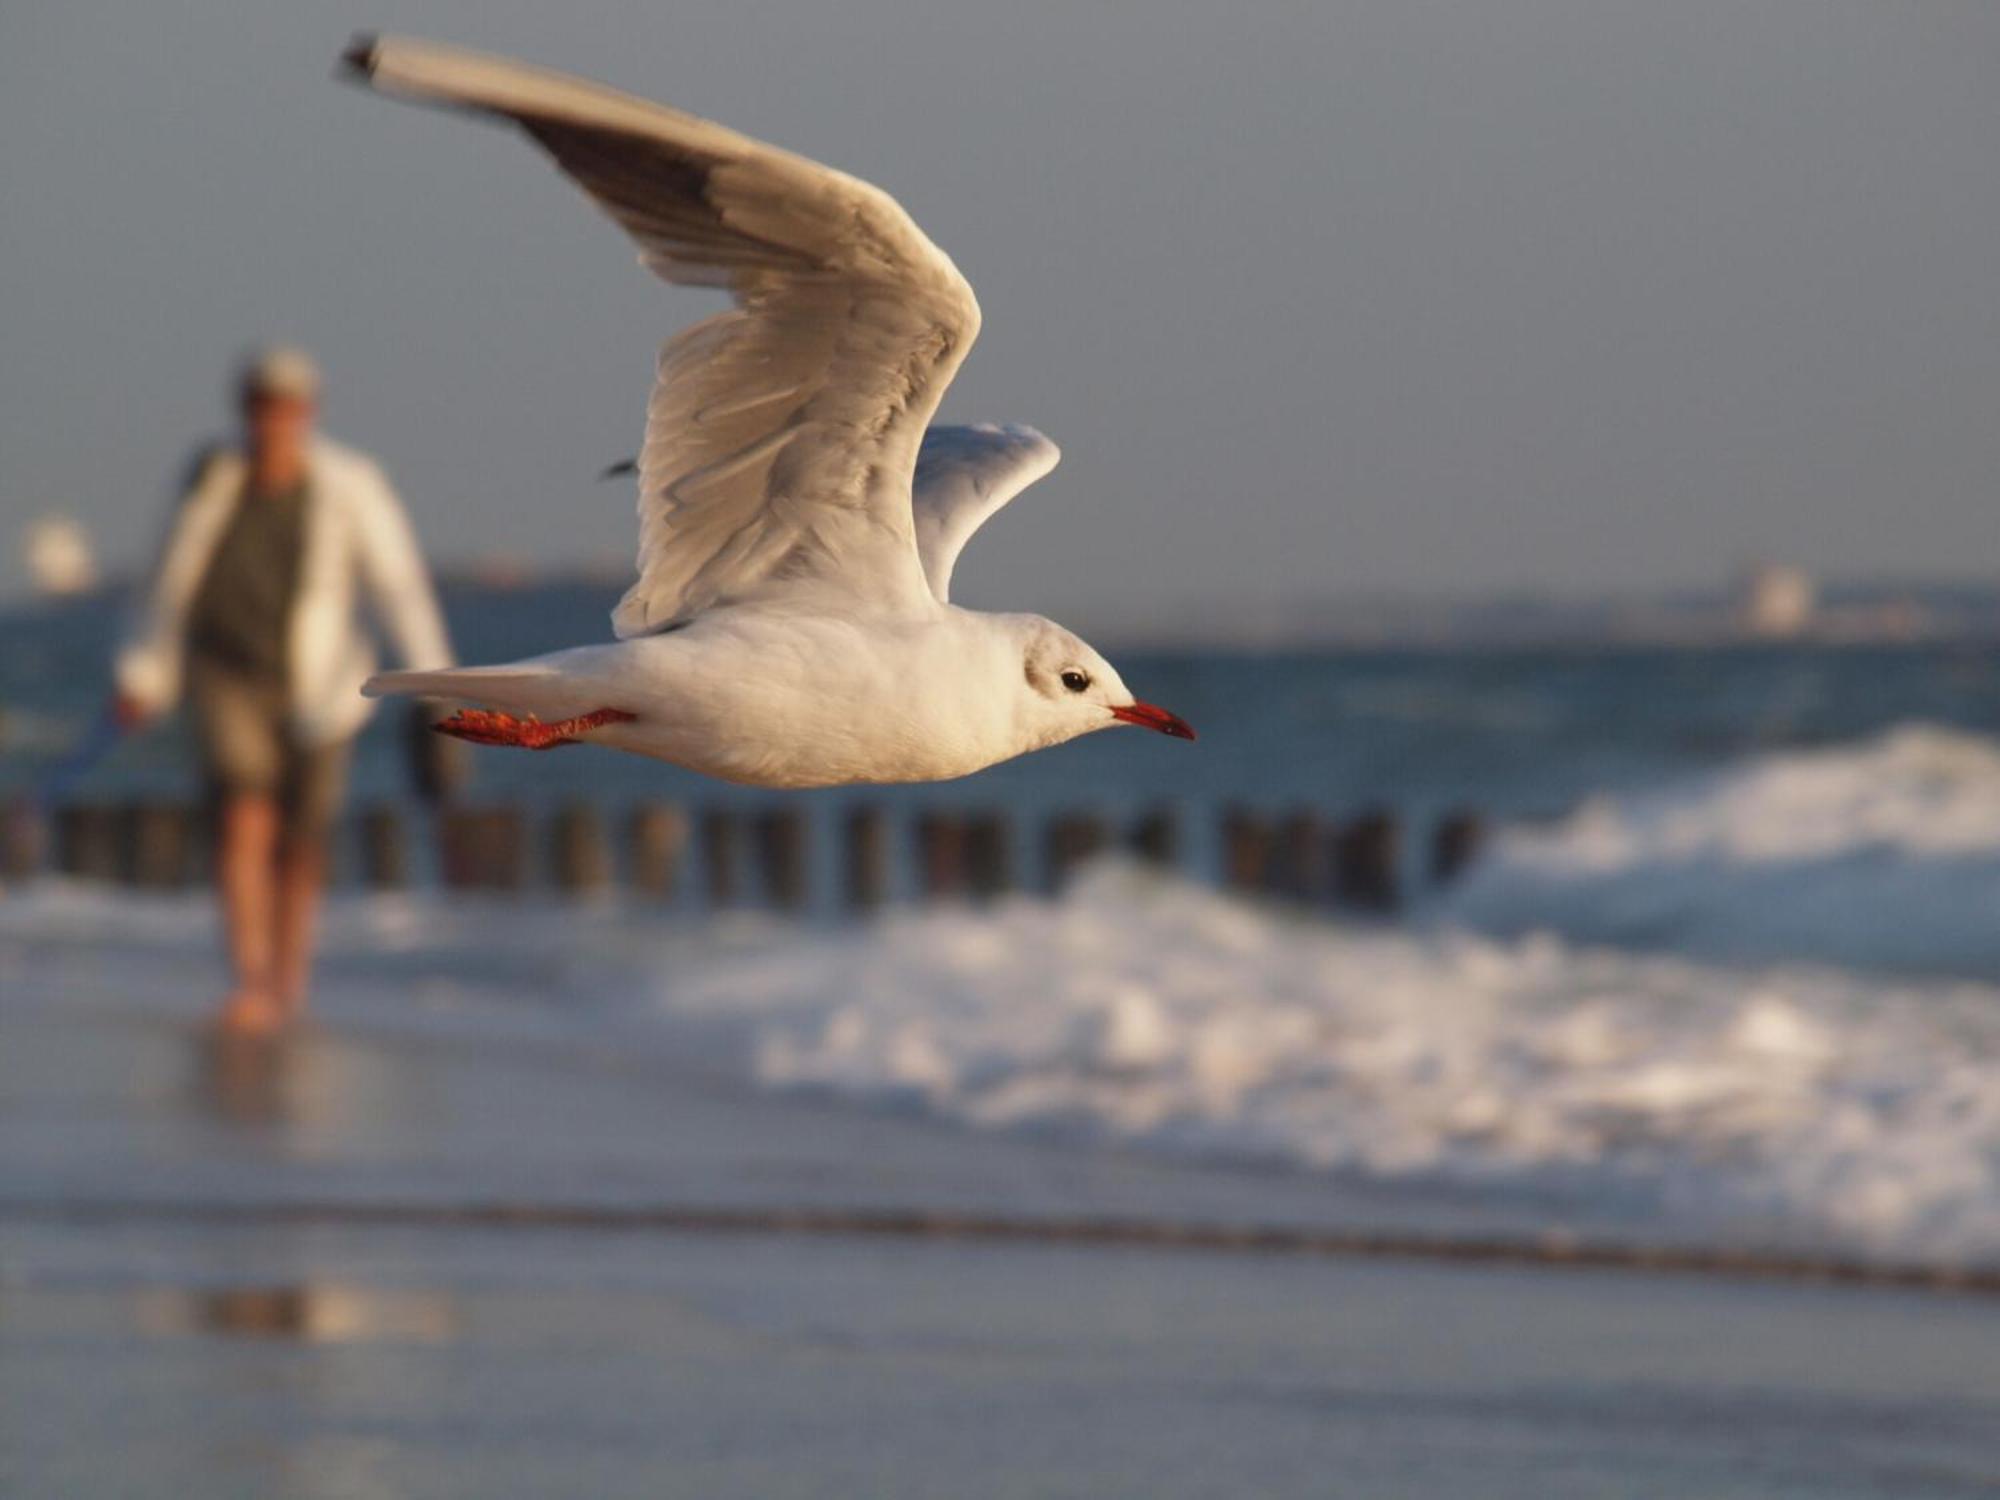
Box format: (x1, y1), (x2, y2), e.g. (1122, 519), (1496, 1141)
(218, 988), (288, 1038)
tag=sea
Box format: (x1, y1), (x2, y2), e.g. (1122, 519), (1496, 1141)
(7, 580), (2000, 1270)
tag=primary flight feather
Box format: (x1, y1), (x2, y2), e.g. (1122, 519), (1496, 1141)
(346, 35), (1193, 787)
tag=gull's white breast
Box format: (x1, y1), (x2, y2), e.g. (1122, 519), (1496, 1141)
(566, 609), (1028, 788)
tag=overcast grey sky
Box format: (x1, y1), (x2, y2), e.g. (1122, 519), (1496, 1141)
(3, 1), (1998, 629)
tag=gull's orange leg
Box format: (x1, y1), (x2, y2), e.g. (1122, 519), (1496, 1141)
(433, 707), (636, 750)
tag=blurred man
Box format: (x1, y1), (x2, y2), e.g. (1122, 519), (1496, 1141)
(116, 347), (452, 1034)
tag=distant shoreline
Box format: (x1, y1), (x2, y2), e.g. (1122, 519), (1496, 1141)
(13, 572), (2000, 653)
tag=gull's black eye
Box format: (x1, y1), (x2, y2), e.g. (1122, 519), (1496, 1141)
(1061, 669), (1091, 694)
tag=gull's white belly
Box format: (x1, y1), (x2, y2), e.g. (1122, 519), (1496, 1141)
(554, 614), (1018, 789)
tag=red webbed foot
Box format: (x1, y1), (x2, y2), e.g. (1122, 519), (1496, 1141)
(433, 707), (636, 750)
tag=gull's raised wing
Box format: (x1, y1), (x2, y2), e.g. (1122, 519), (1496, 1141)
(344, 35), (979, 635)
(910, 424), (1060, 602)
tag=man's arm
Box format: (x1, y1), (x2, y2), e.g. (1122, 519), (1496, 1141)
(352, 460), (453, 672)
(113, 445), (235, 723)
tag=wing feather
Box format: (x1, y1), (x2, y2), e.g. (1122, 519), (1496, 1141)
(909, 424), (1060, 602)
(344, 35), (979, 634)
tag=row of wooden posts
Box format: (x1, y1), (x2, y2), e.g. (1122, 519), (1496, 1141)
(13, 800), (1487, 912)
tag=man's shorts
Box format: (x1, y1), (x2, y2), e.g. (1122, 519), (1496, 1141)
(187, 658), (352, 838)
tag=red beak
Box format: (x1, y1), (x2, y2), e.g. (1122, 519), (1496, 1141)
(1109, 701), (1197, 741)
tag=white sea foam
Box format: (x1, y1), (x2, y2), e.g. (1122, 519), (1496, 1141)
(10, 752), (2000, 1265)
(1439, 724), (2000, 976)
(653, 865), (2000, 1262)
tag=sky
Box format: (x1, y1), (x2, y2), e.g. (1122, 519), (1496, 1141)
(3, 1), (1998, 632)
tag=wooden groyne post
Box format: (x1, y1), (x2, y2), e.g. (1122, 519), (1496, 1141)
(755, 808), (808, 911)
(1218, 807), (1271, 893)
(1331, 809), (1399, 913)
(964, 813), (1011, 899)
(700, 809), (740, 907)
(550, 803), (612, 894)
(915, 811), (967, 899)
(844, 806), (890, 910)
(357, 806), (406, 888)
(1128, 805), (1178, 869)
(1429, 808), (1485, 885)
(439, 807), (528, 892)
(56, 805), (121, 882)
(1272, 809), (1328, 902)
(120, 802), (196, 888)
(628, 804), (687, 899)
(24, 798), (1492, 911)
(1043, 812), (1108, 891)
(0, 805), (43, 884)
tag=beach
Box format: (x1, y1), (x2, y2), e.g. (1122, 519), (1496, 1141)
(11, 5), (2000, 1491)
(11, 606), (2000, 1496)
(5, 898), (2000, 1500)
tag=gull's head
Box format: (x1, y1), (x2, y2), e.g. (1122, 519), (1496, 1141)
(1006, 616), (1196, 750)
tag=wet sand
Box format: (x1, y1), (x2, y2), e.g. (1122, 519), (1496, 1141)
(3, 980), (2000, 1498)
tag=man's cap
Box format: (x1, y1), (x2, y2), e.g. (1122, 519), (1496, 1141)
(237, 345), (322, 402)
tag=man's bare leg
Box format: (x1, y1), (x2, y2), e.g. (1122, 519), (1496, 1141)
(273, 831), (328, 1020)
(215, 793), (283, 1034)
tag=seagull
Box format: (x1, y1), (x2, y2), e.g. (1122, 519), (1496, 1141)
(346, 36), (1193, 789)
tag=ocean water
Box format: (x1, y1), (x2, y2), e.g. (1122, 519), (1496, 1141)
(654, 862), (2000, 1263)
(12, 579), (2000, 824)
(6, 586), (2000, 1267)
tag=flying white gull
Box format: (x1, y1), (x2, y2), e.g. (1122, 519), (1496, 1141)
(346, 36), (1194, 788)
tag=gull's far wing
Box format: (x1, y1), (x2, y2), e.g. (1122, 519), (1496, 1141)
(910, 424), (1059, 602)
(344, 35), (979, 635)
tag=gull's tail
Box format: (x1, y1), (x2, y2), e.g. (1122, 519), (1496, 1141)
(364, 663), (603, 722)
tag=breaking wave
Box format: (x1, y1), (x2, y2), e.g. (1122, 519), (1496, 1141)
(13, 726), (2000, 1267)
(654, 865), (2000, 1263)
(1439, 724), (2000, 977)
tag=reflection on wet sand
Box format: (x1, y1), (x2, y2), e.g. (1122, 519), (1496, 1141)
(194, 1028), (301, 1126)
(185, 1019), (447, 1147)
(132, 1281), (457, 1344)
